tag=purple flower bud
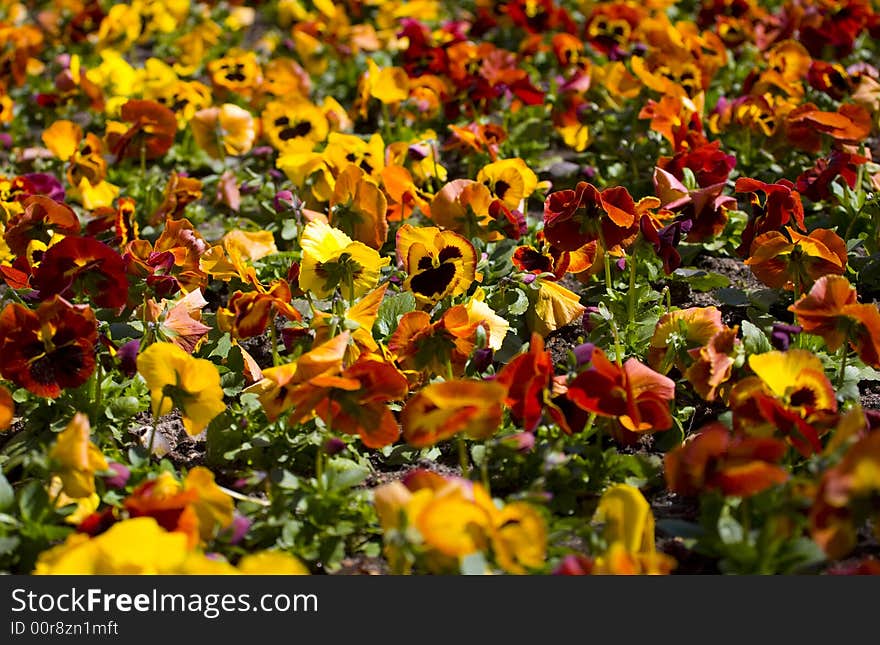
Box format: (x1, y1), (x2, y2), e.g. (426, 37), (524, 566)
(269, 169), (284, 180)
(521, 273), (537, 285)
(273, 190), (296, 212)
(250, 145), (275, 157)
(470, 347), (494, 373)
(581, 166), (596, 179)
(229, 513), (252, 545)
(117, 340), (140, 378)
(616, 257), (627, 271)
(55, 53), (71, 68)
(323, 437), (346, 456)
(572, 343), (595, 366)
(0, 133), (12, 149)
(770, 323), (802, 351)
(103, 462), (131, 489)
(581, 306), (600, 333)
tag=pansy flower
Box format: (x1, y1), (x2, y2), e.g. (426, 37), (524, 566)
(494, 333), (555, 433)
(566, 347), (676, 445)
(137, 342), (225, 436)
(190, 104), (257, 159)
(729, 350), (838, 457)
(3, 195), (80, 257)
(0, 296), (97, 398)
(526, 278), (587, 337)
(381, 165), (432, 222)
(0, 385), (12, 431)
(123, 467), (234, 548)
(244, 332), (349, 424)
(665, 422), (789, 497)
(32, 236), (129, 309)
(217, 279), (301, 341)
(789, 275), (880, 368)
(143, 288), (213, 354)
(542, 181), (640, 252)
(374, 472), (546, 574)
(785, 103), (872, 153)
(396, 224), (476, 305)
(298, 220), (388, 301)
(684, 326), (741, 402)
(388, 306), (480, 378)
(428, 180), (495, 241)
(125, 218), (210, 297)
(148, 78), (213, 130)
(652, 167), (735, 242)
(476, 158), (539, 211)
(401, 379), (507, 447)
(86, 196), (139, 249)
(108, 99), (177, 162)
(48, 412), (108, 499)
(444, 122), (507, 162)
(584, 3), (643, 56)
(734, 177), (805, 258)
(587, 484), (676, 575)
(312, 354), (409, 448)
(207, 50), (262, 98)
(647, 306), (726, 375)
(261, 99), (328, 153)
(745, 227), (847, 292)
(795, 150), (867, 203)
(151, 172), (203, 224)
(329, 164), (388, 250)
(810, 431), (880, 560)
(324, 132), (385, 180)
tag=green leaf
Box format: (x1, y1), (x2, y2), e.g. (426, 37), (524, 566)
(374, 291), (416, 337)
(209, 333), (235, 360)
(674, 269), (730, 292)
(18, 481), (49, 523)
(506, 288), (529, 316)
(717, 287), (749, 307)
(0, 472), (13, 512)
(741, 320), (772, 355)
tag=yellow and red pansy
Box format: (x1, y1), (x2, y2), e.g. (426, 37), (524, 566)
(396, 224), (477, 305)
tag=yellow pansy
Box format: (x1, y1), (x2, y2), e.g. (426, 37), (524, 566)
(190, 104), (257, 158)
(592, 484), (676, 575)
(136, 342), (225, 435)
(366, 58), (409, 104)
(48, 413), (109, 499)
(329, 163), (388, 249)
(748, 350), (836, 411)
(464, 289), (509, 351)
(396, 224), (477, 305)
(526, 279), (587, 337)
(476, 158), (539, 210)
(42, 120), (82, 161)
(298, 220), (389, 301)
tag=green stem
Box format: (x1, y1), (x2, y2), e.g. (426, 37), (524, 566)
(609, 319), (624, 368)
(269, 314), (280, 366)
(91, 359), (103, 421)
(481, 442), (491, 494)
(836, 342), (849, 389)
(581, 412), (598, 441)
(603, 250), (613, 293)
(457, 434), (470, 480)
(627, 247), (637, 328)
